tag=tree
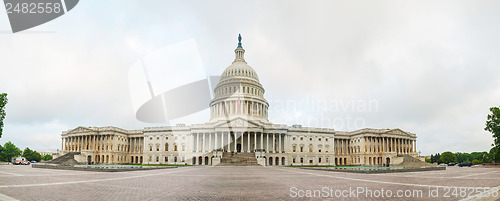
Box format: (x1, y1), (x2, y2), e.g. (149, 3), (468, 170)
(485, 106), (500, 161)
(22, 147), (33, 159)
(0, 144), (4, 161)
(439, 151), (456, 164)
(42, 155), (53, 161)
(0, 142), (21, 162)
(0, 93), (7, 138)
(31, 151), (42, 162)
(488, 147), (500, 163)
(471, 159), (480, 165)
(22, 147), (41, 162)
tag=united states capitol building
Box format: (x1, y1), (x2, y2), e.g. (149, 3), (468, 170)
(60, 36), (417, 166)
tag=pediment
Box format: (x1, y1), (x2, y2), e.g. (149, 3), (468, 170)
(213, 117), (262, 129)
(385, 128), (411, 136)
(67, 126), (95, 134)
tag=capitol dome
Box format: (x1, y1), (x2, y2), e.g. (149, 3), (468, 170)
(220, 62), (259, 81)
(209, 34), (269, 123)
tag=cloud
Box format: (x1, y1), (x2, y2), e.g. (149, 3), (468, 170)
(0, 0), (499, 155)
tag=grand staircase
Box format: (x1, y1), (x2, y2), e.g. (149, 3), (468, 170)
(217, 152), (260, 166)
(396, 154), (432, 168)
(46, 152), (81, 165)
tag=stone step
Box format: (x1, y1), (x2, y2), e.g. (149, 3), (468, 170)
(217, 152), (259, 166)
(46, 152), (81, 165)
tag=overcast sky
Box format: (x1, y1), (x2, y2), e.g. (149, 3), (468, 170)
(0, 1), (499, 155)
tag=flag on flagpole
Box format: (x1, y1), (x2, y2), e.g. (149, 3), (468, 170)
(237, 97), (240, 104)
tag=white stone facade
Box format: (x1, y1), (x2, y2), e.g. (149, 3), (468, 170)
(60, 36), (417, 166)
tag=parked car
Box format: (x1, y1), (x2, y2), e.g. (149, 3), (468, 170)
(458, 162), (472, 167)
(448, 162), (456, 166)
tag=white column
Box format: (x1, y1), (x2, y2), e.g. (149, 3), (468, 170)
(209, 132), (212, 152)
(196, 133), (199, 153)
(215, 132), (218, 151)
(254, 132), (257, 152)
(265, 133), (268, 153)
(221, 132), (225, 151)
(240, 132), (243, 151)
(272, 133), (275, 153)
(202, 133), (204, 152)
(247, 132), (250, 152)
(279, 134), (282, 153)
(228, 131), (231, 152)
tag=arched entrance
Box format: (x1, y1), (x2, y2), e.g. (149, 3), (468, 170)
(192, 157), (196, 165)
(205, 156), (209, 165)
(87, 155), (92, 165)
(198, 156), (203, 165)
(386, 157), (390, 167)
(275, 157), (279, 165)
(140, 156), (143, 164)
(282, 157), (285, 166)
(268, 157), (273, 166)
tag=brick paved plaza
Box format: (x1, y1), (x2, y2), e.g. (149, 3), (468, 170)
(0, 165), (498, 200)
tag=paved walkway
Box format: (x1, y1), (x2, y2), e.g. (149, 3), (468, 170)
(0, 165), (498, 200)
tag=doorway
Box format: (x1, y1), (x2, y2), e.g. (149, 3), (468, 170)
(237, 143), (242, 152)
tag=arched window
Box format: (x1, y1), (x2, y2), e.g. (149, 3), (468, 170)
(165, 143), (169, 151)
(300, 145), (304, 152)
(156, 145), (159, 152)
(174, 156), (177, 162)
(149, 145), (152, 151)
(318, 145), (322, 153)
(309, 144), (313, 152)
(292, 144), (296, 152)
(165, 157), (168, 163)
(174, 144), (178, 151)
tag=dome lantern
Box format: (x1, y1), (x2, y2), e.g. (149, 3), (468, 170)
(233, 34), (246, 63)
